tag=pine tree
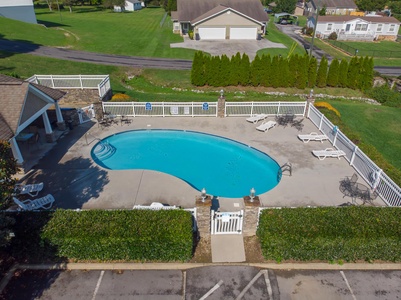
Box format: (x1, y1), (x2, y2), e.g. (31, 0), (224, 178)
(250, 55), (261, 87)
(279, 56), (290, 88)
(220, 54), (231, 87)
(270, 55), (280, 88)
(347, 56), (359, 89)
(229, 52), (241, 86)
(295, 54), (308, 89)
(239, 53), (250, 86)
(288, 54), (298, 87)
(307, 56), (318, 88)
(191, 51), (201, 86)
(365, 57), (374, 90)
(209, 56), (221, 87)
(338, 59), (348, 88)
(203, 55), (212, 86)
(260, 54), (272, 87)
(316, 56), (328, 88)
(326, 58), (340, 87)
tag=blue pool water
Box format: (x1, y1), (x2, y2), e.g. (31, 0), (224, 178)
(91, 130), (281, 198)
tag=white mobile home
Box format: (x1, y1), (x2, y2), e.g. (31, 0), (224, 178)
(0, 0), (37, 24)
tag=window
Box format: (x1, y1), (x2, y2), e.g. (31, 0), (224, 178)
(389, 24), (395, 32)
(355, 24), (368, 31)
(327, 23), (332, 31)
(377, 24), (382, 32)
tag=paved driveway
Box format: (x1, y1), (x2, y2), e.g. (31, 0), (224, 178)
(170, 38), (286, 60)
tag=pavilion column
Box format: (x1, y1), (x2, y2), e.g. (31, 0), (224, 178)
(42, 111), (55, 143)
(54, 101), (66, 131)
(9, 137), (24, 165)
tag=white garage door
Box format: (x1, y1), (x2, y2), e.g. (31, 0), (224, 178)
(198, 27), (226, 40)
(230, 27), (257, 40)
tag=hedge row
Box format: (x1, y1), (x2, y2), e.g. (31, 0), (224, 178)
(191, 51), (374, 91)
(41, 209), (194, 262)
(257, 207), (401, 262)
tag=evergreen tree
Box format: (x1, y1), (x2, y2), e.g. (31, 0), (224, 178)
(316, 56), (328, 88)
(250, 55), (261, 87)
(365, 57), (374, 90)
(271, 55), (280, 88)
(288, 54), (298, 87)
(229, 52), (242, 86)
(191, 51), (203, 86)
(338, 59), (349, 88)
(279, 56), (290, 88)
(326, 58), (340, 87)
(203, 55), (212, 86)
(347, 56), (359, 89)
(220, 54), (231, 87)
(239, 53), (250, 86)
(295, 55), (308, 89)
(209, 56), (221, 87)
(260, 54), (272, 87)
(307, 56), (318, 88)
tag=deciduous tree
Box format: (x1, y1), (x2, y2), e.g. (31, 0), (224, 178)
(275, 0), (297, 14)
(355, 0), (387, 12)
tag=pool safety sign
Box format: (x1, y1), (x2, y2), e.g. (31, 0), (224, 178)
(202, 102), (209, 110)
(145, 102), (152, 110)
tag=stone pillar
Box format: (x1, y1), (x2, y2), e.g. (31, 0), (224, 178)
(243, 196), (261, 237)
(195, 196), (212, 238)
(57, 122), (66, 131)
(217, 95), (225, 118)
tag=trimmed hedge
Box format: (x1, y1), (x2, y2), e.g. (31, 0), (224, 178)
(41, 209), (194, 262)
(257, 207), (401, 263)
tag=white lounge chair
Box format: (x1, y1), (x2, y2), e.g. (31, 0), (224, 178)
(312, 148), (346, 160)
(13, 194), (55, 211)
(14, 182), (44, 197)
(298, 132), (329, 143)
(246, 114), (268, 124)
(256, 120), (277, 132)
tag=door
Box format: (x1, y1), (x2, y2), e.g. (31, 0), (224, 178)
(229, 27), (258, 40)
(211, 210), (244, 234)
(198, 27), (226, 40)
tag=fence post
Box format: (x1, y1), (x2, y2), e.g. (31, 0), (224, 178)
(350, 145), (358, 166)
(333, 127), (338, 147)
(250, 102), (254, 116)
(50, 75), (55, 88)
(79, 74), (83, 90)
(132, 102), (135, 117)
(319, 114), (323, 130)
(277, 102), (281, 115)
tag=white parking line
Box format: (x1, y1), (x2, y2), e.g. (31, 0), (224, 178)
(235, 270), (267, 300)
(263, 270), (273, 299)
(92, 270), (105, 300)
(199, 279), (224, 300)
(182, 271), (186, 300)
(340, 271), (357, 300)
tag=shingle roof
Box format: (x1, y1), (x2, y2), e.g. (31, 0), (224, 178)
(318, 15), (401, 24)
(0, 74), (66, 140)
(177, 0), (268, 23)
(310, 0), (357, 9)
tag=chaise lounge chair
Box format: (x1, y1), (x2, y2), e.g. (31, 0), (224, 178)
(256, 120), (277, 132)
(13, 194), (55, 211)
(246, 114), (268, 124)
(312, 148), (346, 160)
(14, 182), (44, 197)
(298, 132), (329, 143)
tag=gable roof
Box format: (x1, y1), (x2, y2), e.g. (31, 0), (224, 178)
(176, 0), (268, 23)
(0, 74), (66, 140)
(317, 15), (401, 24)
(310, 0), (357, 9)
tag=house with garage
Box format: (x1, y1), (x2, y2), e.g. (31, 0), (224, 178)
(304, 0), (357, 17)
(171, 0), (269, 40)
(308, 15), (401, 41)
(114, 0), (142, 12)
(0, 0), (37, 24)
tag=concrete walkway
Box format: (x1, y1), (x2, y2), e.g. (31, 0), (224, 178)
(211, 235), (246, 263)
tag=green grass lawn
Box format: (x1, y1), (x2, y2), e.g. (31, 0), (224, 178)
(1, 6), (196, 59)
(330, 100), (401, 170)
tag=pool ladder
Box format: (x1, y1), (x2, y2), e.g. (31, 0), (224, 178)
(280, 162), (292, 176)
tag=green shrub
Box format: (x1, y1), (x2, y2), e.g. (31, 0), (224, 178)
(41, 209), (194, 262)
(257, 207), (401, 262)
(328, 32), (337, 40)
(188, 30), (194, 40)
(366, 85), (401, 107)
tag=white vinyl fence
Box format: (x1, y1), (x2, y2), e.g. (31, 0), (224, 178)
(211, 210), (244, 234)
(78, 104), (95, 124)
(27, 74), (111, 98)
(308, 105), (401, 207)
(225, 101), (307, 116)
(102, 101), (217, 117)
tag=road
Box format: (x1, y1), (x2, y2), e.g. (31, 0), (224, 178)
(1, 38), (401, 75)
(0, 39), (192, 70)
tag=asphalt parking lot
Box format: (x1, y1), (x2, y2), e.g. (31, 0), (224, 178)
(2, 266), (401, 299)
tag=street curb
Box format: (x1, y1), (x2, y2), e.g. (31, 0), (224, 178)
(16, 262), (401, 271)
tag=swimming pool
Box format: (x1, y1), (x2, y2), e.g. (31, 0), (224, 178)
(91, 130), (281, 198)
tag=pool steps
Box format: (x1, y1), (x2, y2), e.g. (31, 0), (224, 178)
(93, 141), (116, 160)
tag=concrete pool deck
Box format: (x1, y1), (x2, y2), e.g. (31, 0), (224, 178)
(19, 116), (386, 211)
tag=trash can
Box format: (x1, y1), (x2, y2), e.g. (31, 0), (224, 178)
(195, 33), (200, 41)
(67, 120), (73, 130)
(257, 33), (261, 40)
